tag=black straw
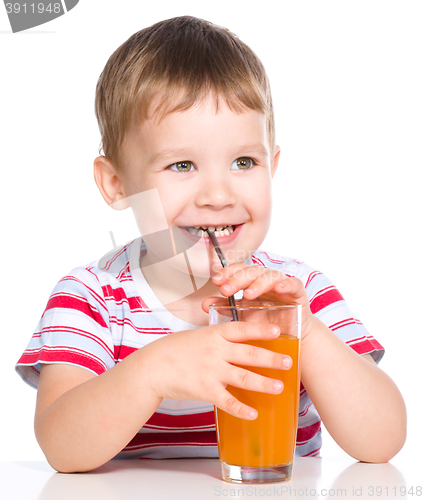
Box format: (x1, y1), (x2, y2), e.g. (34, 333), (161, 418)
(206, 229), (239, 321)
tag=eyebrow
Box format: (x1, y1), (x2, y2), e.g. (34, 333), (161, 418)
(234, 144), (270, 158)
(147, 148), (194, 166)
(147, 143), (270, 166)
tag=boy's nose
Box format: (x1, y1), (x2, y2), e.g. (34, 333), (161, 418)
(194, 173), (237, 209)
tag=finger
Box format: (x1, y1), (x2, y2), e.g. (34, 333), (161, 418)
(212, 263), (262, 288)
(273, 277), (307, 300)
(228, 365), (285, 395)
(212, 263), (249, 283)
(228, 342), (292, 370)
(202, 296), (230, 314)
(242, 270), (287, 300)
(215, 389), (258, 420)
(215, 266), (271, 297)
(220, 320), (280, 343)
(202, 295), (276, 314)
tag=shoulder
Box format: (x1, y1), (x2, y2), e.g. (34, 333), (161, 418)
(251, 249), (317, 282)
(251, 249), (336, 299)
(50, 238), (141, 308)
(66, 238), (140, 284)
(252, 250), (385, 363)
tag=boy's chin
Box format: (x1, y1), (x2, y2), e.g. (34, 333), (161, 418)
(170, 259), (215, 281)
(141, 247), (215, 280)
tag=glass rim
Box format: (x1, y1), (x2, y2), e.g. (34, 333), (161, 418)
(209, 303), (301, 311)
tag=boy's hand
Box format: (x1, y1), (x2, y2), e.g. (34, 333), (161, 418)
(140, 320), (292, 420)
(203, 263), (314, 340)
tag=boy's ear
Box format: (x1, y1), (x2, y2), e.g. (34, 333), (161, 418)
(271, 145), (281, 178)
(93, 156), (129, 210)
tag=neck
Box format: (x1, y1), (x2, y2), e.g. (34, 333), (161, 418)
(140, 250), (221, 307)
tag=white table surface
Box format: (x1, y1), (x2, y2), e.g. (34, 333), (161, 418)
(1, 456), (421, 500)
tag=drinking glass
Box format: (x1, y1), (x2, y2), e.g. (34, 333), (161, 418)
(209, 301), (301, 484)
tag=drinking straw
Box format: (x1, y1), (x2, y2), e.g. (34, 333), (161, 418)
(206, 229), (239, 321)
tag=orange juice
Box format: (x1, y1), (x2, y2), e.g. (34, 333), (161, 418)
(215, 335), (300, 467)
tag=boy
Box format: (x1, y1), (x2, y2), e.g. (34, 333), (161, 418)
(16, 16), (406, 473)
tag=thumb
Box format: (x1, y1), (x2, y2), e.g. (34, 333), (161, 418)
(201, 296), (229, 314)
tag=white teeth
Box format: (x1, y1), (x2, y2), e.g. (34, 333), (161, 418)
(187, 224), (235, 237)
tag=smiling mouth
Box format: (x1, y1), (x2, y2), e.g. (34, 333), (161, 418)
(184, 224), (236, 237)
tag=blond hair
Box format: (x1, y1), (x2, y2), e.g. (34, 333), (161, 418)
(95, 16), (275, 169)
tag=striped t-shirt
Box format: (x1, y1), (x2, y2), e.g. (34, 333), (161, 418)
(16, 237), (384, 459)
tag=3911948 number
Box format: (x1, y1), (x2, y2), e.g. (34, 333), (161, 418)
(368, 485), (422, 496)
(5, 3), (62, 14)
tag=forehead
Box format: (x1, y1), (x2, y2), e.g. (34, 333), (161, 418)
(124, 95), (269, 163)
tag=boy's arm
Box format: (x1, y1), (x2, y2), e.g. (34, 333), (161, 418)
(300, 316), (406, 462)
(35, 349), (163, 473)
(35, 321), (291, 473)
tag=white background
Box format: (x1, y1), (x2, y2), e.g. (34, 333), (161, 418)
(1, 0), (422, 479)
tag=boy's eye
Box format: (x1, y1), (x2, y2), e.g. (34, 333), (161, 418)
(230, 157), (254, 170)
(169, 161), (194, 172)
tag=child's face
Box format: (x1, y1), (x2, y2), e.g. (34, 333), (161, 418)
(105, 93), (279, 279)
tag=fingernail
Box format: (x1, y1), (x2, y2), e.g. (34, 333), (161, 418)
(244, 288), (255, 295)
(273, 381), (283, 392)
(248, 409), (258, 419)
(221, 284), (232, 292)
(269, 326), (280, 336)
(283, 357), (292, 369)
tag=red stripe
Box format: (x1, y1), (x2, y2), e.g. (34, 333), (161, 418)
(117, 263), (131, 281)
(36, 326), (114, 359)
(17, 347), (106, 375)
(251, 255), (266, 267)
(102, 285), (151, 312)
(310, 288), (344, 314)
(135, 295), (150, 310)
(305, 271), (322, 289)
(144, 411), (215, 430)
(303, 447), (321, 457)
(305, 451), (320, 457)
(58, 275), (108, 312)
(259, 252), (286, 265)
(109, 318), (170, 334)
(330, 318), (363, 331)
(347, 337), (384, 355)
(43, 294), (108, 328)
(298, 402), (312, 418)
(124, 430), (217, 450)
(114, 345), (138, 359)
(119, 262), (130, 273)
(102, 243), (132, 271)
(297, 421), (321, 444)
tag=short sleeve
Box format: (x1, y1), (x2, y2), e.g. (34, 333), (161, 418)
(251, 251), (384, 364)
(299, 267), (385, 363)
(15, 266), (116, 389)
